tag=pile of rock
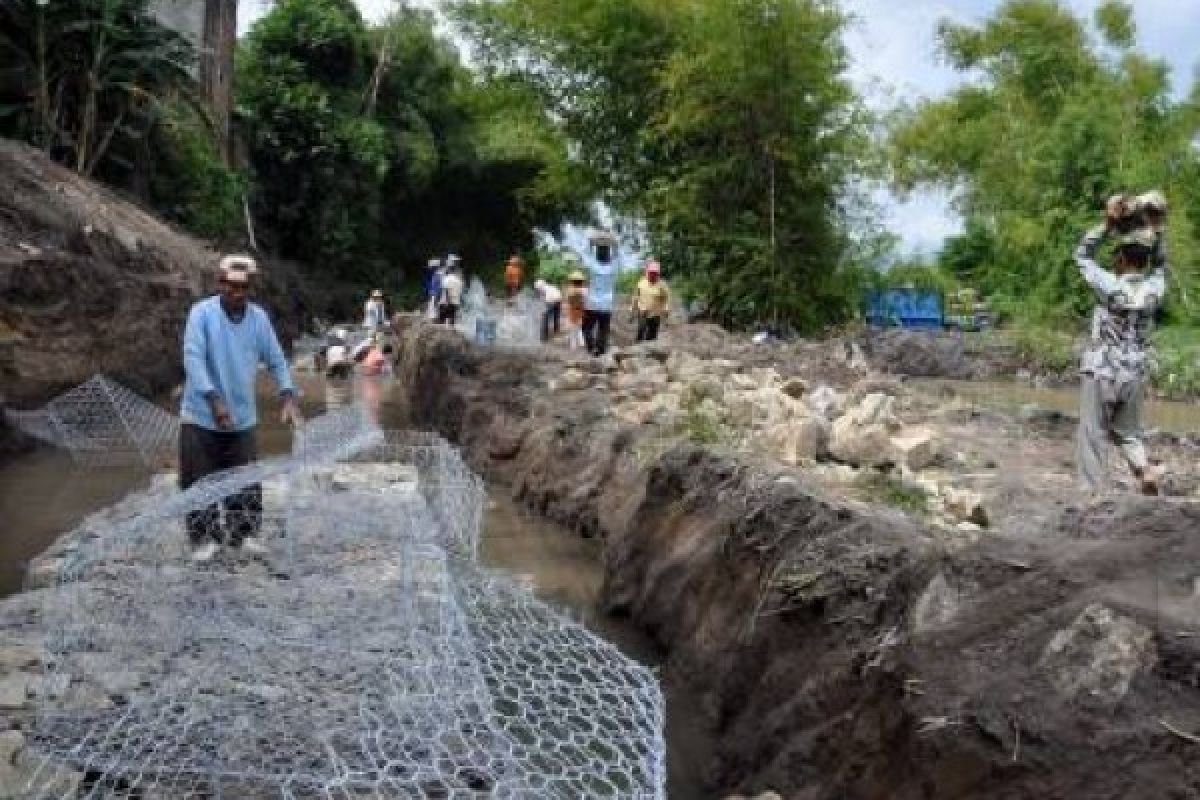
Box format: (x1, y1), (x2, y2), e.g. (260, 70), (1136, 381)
(549, 344), (996, 530)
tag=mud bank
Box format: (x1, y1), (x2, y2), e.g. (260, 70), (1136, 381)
(395, 320), (1200, 799)
(0, 140), (353, 458)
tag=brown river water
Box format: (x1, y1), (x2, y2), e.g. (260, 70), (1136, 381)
(925, 380), (1200, 434)
(0, 374), (715, 797)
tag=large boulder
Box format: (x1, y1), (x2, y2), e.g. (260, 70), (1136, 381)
(853, 392), (898, 426)
(828, 392), (901, 467)
(557, 368), (592, 391)
(889, 425), (942, 471)
(806, 385), (846, 421)
(829, 417), (892, 467)
(779, 376), (809, 400)
(756, 417), (829, 466)
(1039, 603), (1156, 707)
(942, 486), (989, 527)
(727, 388), (805, 429)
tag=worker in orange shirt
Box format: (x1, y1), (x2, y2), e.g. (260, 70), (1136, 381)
(504, 255), (523, 303)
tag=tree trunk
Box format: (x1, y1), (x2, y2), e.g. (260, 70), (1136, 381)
(200, 0), (237, 163)
(76, 70), (98, 174)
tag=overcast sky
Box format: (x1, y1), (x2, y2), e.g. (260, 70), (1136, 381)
(238, 0), (1200, 254)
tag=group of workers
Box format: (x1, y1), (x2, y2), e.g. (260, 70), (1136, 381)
(408, 247), (672, 356)
(173, 185), (1170, 566)
(173, 242), (671, 563)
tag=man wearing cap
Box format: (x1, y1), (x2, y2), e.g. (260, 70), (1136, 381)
(363, 289), (387, 332)
(180, 255), (303, 563)
(1074, 212), (1167, 495)
(631, 259), (670, 343)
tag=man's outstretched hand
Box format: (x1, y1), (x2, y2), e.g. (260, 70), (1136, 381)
(210, 396), (234, 431)
(281, 395), (304, 428)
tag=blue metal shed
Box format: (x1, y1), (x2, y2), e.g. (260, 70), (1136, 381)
(865, 288), (944, 329)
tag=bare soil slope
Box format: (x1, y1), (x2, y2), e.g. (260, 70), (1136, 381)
(0, 139), (341, 456)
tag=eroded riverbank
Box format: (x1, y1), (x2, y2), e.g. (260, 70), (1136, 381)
(392, 317), (1200, 799)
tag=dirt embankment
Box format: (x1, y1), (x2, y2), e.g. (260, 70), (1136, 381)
(395, 320), (1200, 799)
(0, 139), (351, 457)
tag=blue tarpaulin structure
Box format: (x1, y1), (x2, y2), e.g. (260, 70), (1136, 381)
(865, 289), (944, 329)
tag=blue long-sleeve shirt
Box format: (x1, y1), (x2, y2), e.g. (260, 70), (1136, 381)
(180, 296), (295, 431)
(584, 255), (616, 312)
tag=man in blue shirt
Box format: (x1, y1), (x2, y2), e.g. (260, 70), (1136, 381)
(180, 255), (302, 563)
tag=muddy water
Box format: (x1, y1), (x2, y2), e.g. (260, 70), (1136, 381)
(483, 494), (716, 799)
(0, 449), (147, 594)
(0, 374), (716, 797)
(0, 374), (329, 596)
(925, 379), (1200, 434)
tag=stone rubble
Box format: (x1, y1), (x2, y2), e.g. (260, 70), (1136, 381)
(550, 345), (1014, 534)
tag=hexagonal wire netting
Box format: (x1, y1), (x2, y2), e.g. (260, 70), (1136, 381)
(17, 399), (665, 798)
(5, 376), (180, 468)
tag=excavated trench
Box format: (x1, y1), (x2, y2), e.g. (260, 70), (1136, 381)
(392, 319), (1200, 800)
(4, 319), (1200, 798)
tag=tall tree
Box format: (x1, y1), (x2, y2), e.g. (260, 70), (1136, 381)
(237, 0), (388, 276)
(644, 0), (864, 329)
(238, 0), (586, 285)
(0, 0), (198, 177)
(455, 0), (869, 330)
(892, 0), (1200, 325)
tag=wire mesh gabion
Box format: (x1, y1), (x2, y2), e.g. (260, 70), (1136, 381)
(16, 408), (665, 797)
(5, 376), (180, 468)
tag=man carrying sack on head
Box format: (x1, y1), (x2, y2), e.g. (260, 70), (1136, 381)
(1075, 199), (1168, 496)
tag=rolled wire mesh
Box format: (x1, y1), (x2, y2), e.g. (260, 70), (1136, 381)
(456, 280), (543, 349)
(4, 376), (179, 468)
(19, 415), (665, 797)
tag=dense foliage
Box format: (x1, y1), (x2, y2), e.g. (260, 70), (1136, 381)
(891, 0), (1200, 330)
(237, 0), (589, 286)
(455, 0), (873, 331)
(0, 0), (197, 177)
(0, 0), (241, 240)
(2, 0), (1197, 353)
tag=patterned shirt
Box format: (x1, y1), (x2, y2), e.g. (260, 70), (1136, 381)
(1075, 225), (1166, 384)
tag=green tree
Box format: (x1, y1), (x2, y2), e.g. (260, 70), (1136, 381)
(0, 0), (199, 177)
(644, 0), (864, 330)
(454, 0), (679, 207)
(238, 0), (586, 287)
(891, 0), (1199, 326)
(455, 0), (870, 330)
(237, 0), (389, 277)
